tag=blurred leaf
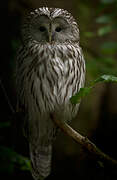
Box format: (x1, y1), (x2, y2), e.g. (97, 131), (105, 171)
(71, 75), (117, 105)
(93, 75), (117, 84)
(101, 41), (117, 49)
(96, 15), (112, 24)
(113, 23), (117, 29)
(97, 161), (104, 168)
(97, 25), (113, 36)
(100, 41), (117, 54)
(101, 0), (116, 4)
(0, 122), (10, 128)
(11, 39), (21, 51)
(84, 31), (95, 38)
(70, 87), (92, 104)
(99, 57), (116, 66)
(0, 146), (31, 173)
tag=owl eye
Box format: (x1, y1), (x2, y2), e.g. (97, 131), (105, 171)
(55, 27), (62, 32)
(39, 26), (46, 32)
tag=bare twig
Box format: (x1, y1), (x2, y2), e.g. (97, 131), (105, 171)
(51, 113), (117, 172)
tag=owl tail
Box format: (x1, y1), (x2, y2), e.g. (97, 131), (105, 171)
(29, 143), (52, 180)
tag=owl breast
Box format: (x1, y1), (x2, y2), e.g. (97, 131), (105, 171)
(24, 43), (84, 117)
(17, 42), (85, 128)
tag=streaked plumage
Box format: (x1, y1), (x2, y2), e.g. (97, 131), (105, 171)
(16, 7), (85, 180)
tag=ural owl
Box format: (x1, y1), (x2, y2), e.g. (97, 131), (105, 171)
(16, 7), (85, 180)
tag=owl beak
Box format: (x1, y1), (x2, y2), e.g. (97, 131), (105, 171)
(49, 34), (52, 43)
(49, 28), (55, 43)
(48, 23), (55, 43)
(52, 32), (55, 41)
(49, 32), (55, 43)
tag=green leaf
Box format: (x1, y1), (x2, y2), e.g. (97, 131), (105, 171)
(100, 41), (117, 54)
(97, 25), (113, 36)
(0, 146), (31, 173)
(96, 15), (112, 24)
(101, 41), (117, 49)
(96, 75), (117, 82)
(84, 31), (95, 38)
(0, 122), (10, 128)
(70, 87), (92, 104)
(70, 75), (117, 105)
(101, 0), (116, 4)
(91, 75), (117, 86)
(100, 57), (115, 66)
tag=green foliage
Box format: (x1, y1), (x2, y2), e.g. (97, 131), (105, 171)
(92, 74), (117, 84)
(97, 25), (113, 36)
(96, 0), (117, 35)
(70, 87), (92, 104)
(96, 15), (112, 24)
(84, 32), (95, 38)
(0, 146), (31, 174)
(85, 0), (117, 78)
(100, 41), (117, 54)
(0, 122), (10, 128)
(101, 0), (117, 4)
(71, 75), (117, 104)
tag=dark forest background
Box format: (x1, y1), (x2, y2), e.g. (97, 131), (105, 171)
(0, 0), (117, 180)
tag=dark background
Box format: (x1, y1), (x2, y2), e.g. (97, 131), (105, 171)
(0, 0), (117, 180)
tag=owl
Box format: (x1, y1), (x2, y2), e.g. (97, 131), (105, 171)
(16, 7), (85, 180)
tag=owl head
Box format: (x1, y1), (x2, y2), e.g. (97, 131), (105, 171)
(22, 7), (79, 44)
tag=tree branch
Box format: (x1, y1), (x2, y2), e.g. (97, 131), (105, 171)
(51, 113), (117, 173)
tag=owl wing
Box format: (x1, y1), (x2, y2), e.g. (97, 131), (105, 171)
(15, 45), (30, 139)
